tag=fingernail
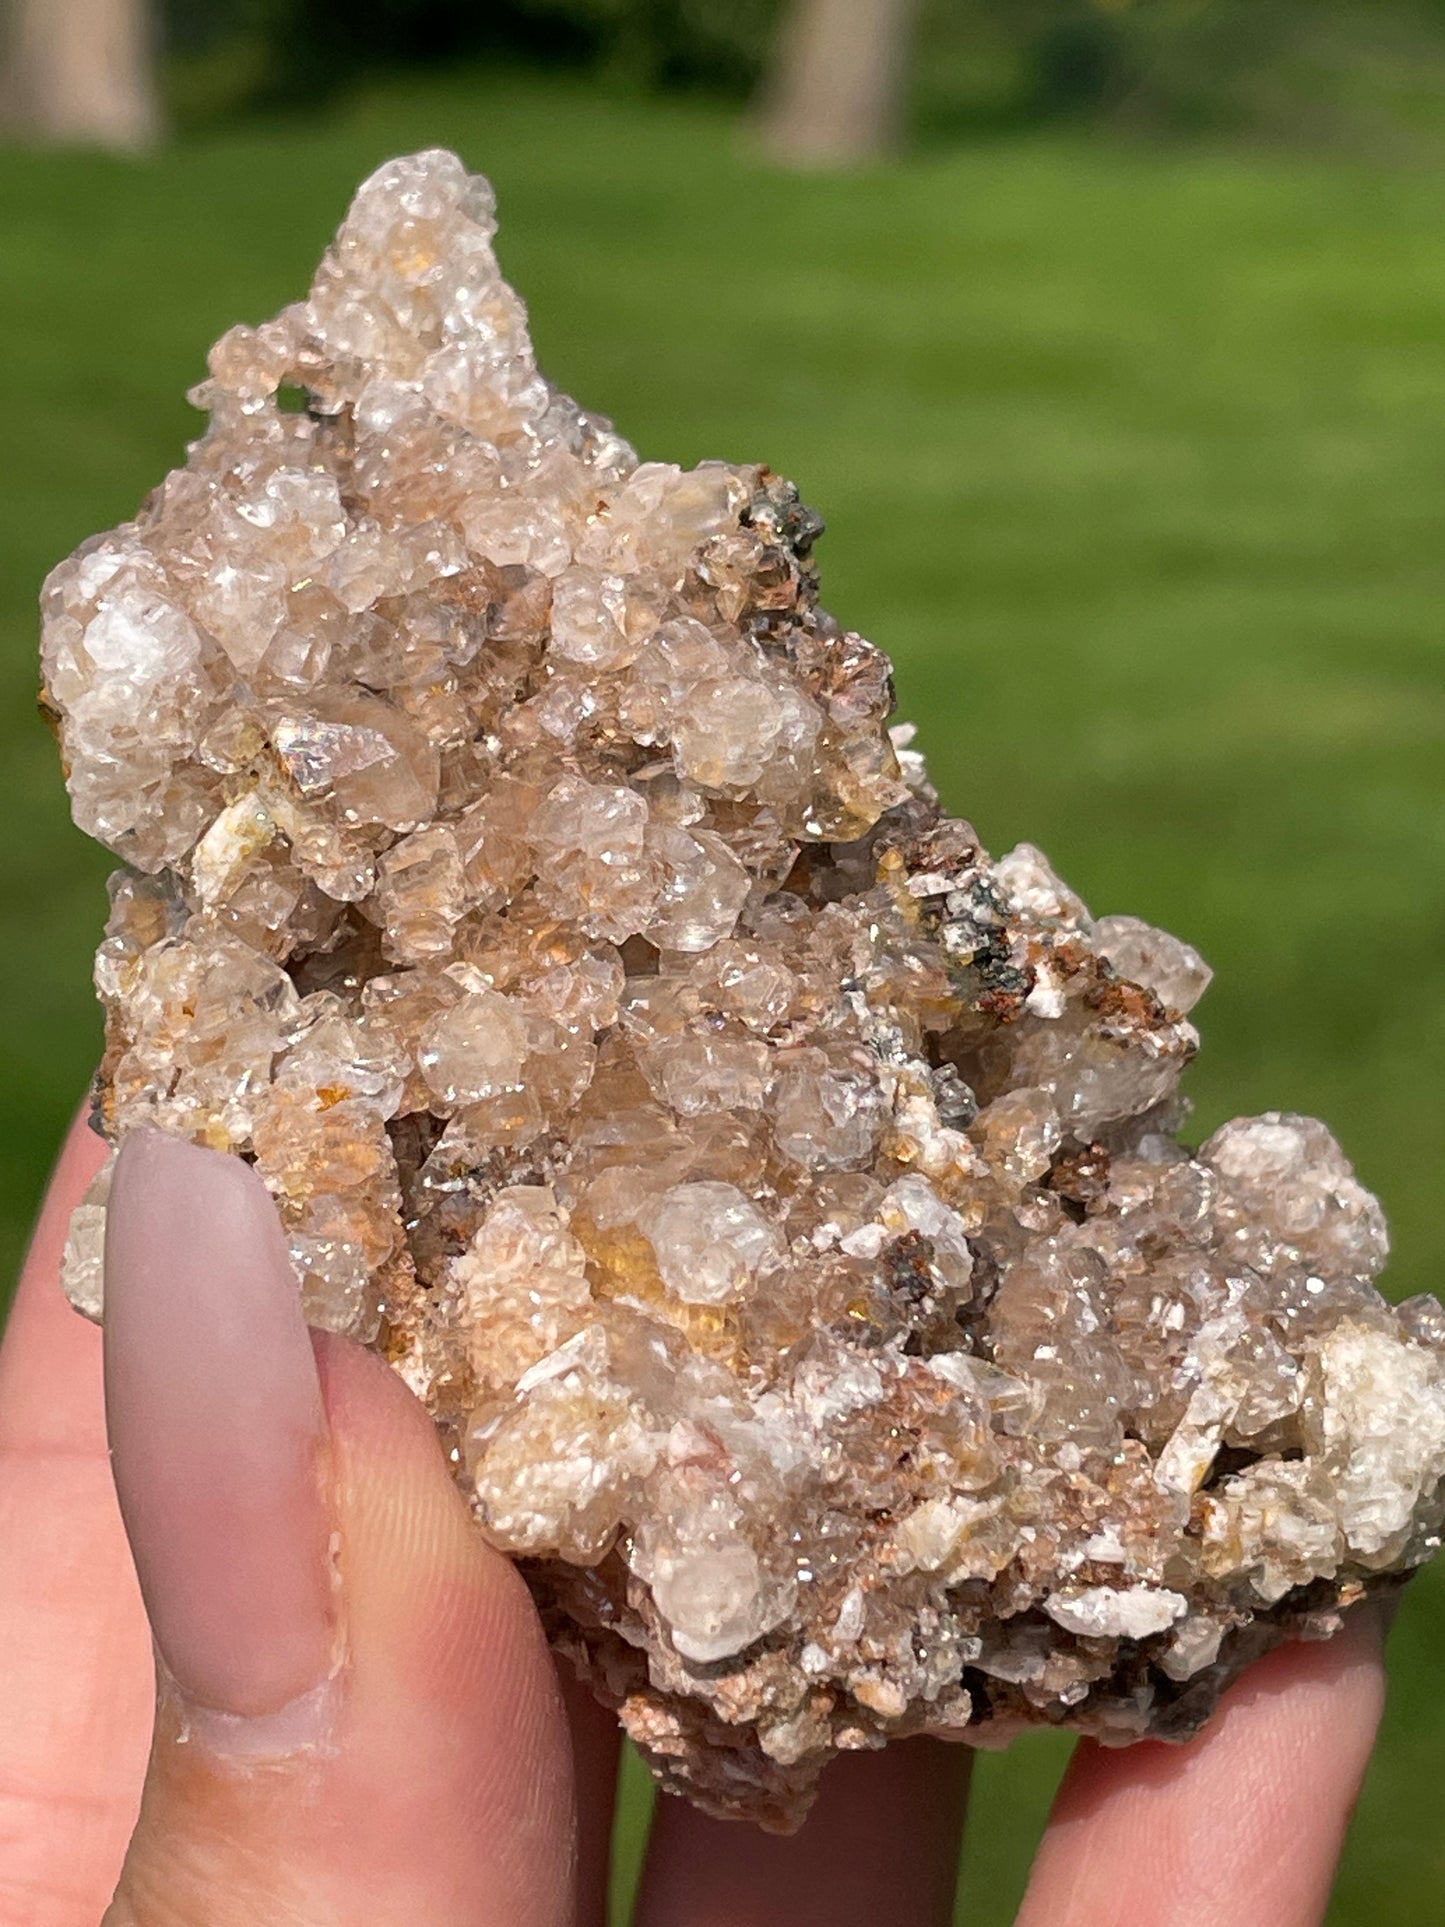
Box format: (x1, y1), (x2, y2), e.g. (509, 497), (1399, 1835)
(104, 1130), (339, 1726)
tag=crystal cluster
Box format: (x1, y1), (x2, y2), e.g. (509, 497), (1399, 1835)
(44, 151), (1445, 1829)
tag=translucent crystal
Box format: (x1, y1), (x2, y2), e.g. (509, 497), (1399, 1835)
(45, 151), (1445, 1833)
(642, 1181), (781, 1306)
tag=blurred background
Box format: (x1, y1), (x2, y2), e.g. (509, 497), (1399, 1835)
(1, 0), (1443, 1918)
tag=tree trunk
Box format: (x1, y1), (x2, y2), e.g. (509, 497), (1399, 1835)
(754, 0), (916, 167)
(1, 0), (160, 149)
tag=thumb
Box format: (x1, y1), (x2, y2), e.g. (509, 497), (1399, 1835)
(100, 1131), (576, 1927)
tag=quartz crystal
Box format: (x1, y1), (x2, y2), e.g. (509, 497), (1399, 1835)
(43, 150), (1445, 1829)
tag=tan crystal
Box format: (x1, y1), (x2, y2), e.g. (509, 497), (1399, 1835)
(44, 150), (1445, 1831)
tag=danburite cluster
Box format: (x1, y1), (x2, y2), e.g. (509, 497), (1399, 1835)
(43, 150), (1445, 1828)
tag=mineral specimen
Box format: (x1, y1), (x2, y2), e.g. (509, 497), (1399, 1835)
(43, 150), (1445, 1830)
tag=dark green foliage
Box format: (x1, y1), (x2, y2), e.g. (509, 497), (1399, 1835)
(164, 0), (778, 101)
(160, 2), (1445, 151)
(989, 1), (1297, 126)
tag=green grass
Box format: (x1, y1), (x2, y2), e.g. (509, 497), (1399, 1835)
(2, 67), (1443, 1924)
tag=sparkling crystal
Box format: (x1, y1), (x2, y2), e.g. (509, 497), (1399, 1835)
(44, 150), (1444, 1832)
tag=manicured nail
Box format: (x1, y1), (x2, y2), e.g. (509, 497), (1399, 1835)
(104, 1130), (338, 1725)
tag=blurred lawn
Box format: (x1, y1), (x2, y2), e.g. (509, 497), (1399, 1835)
(1, 67), (1443, 1924)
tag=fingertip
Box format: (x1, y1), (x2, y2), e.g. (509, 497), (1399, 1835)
(311, 1326), (463, 1474)
(636, 1737), (970, 1927)
(309, 1329), (578, 1924)
(1018, 1609), (1389, 1927)
(312, 1326), (557, 1701)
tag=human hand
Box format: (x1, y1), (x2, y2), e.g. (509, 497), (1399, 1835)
(1, 1113), (1389, 1926)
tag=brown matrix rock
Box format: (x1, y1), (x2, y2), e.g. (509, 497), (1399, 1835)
(42, 151), (1445, 1828)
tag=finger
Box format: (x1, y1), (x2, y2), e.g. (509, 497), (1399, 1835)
(0, 1110), (152, 1926)
(102, 1131), (577, 1927)
(558, 1666), (622, 1927)
(1015, 1608), (1387, 1927)
(2, 1105), (111, 1451)
(634, 1736), (970, 1927)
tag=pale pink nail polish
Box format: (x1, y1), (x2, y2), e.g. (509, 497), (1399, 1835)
(104, 1130), (338, 1721)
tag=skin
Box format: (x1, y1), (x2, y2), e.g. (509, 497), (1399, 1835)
(0, 1112), (1389, 1925)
